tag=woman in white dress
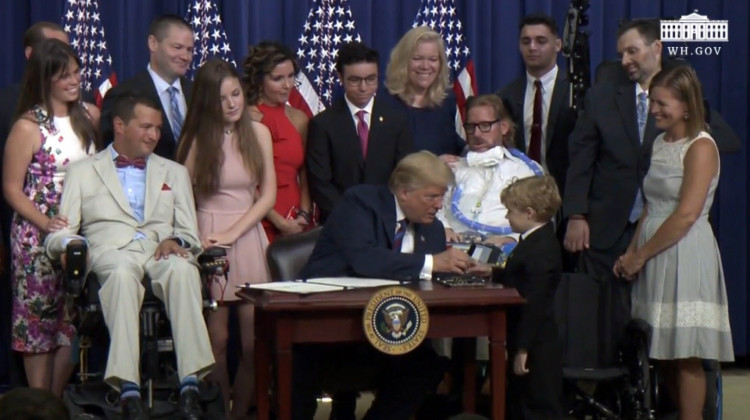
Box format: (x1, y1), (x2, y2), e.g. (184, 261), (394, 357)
(614, 66), (733, 420)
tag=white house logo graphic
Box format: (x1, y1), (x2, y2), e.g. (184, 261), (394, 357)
(661, 10), (728, 42)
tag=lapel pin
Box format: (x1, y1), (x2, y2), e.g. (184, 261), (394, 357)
(420, 235), (425, 242)
(379, 116), (384, 122)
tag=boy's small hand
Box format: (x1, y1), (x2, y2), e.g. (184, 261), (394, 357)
(513, 350), (529, 376)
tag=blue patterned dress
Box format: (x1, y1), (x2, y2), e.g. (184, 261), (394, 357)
(10, 106), (94, 353)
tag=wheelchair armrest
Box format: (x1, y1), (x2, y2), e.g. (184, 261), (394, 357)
(64, 241), (88, 298)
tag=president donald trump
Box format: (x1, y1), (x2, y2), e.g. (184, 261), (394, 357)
(46, 94), (213, 420)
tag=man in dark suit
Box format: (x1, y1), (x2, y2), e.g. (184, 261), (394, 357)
(100, 15), (193, 160)
(563, 19), (662, 366)
(0, 21), (71, 390)
(306, 41), (413, 222)
(296, 151), (474, 420)
(498, 13), (577, 196)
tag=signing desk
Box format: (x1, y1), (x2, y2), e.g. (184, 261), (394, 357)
(237, 282), (524, 420)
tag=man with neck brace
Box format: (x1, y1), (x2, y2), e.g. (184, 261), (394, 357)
(438, 94), (543, 252)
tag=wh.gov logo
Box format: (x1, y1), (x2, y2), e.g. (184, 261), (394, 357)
(661, 10), (727, 57)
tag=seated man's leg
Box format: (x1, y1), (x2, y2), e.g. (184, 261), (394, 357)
(145, 253), (214, 381)
(363, 343), (441, 420)
(91, 246), (147, 390)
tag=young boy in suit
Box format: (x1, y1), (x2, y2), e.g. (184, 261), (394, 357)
(498, 175), (563, 419)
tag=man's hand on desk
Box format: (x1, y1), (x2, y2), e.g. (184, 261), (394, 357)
(433, 247), (475, 274)
(155, 238), (190, 260)
(445, 228), (461, 243)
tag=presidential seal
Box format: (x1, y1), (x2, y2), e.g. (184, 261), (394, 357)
(363, 286), (429, 355)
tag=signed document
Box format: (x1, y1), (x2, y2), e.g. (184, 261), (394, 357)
(239, 277), (401, 294)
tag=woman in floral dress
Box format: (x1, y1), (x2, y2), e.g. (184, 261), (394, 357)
(2, 39), (99, 396)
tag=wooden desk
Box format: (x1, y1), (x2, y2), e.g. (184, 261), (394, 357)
(238, 282), (523, 420)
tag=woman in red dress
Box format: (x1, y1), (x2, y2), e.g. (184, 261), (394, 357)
(243, 42), (311, 242)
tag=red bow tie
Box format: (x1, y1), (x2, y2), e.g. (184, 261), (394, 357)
(114, 155), (147, 169)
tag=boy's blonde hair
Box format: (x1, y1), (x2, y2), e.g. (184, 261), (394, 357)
(501, 175), (561, 221)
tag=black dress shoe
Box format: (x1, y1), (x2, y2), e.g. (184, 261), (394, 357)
(178, 389), (204, 420)
(121, 396), (149, 420)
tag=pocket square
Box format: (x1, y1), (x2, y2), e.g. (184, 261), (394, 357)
(161, 183), (171, 191)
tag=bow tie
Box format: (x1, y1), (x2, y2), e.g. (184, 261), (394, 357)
(114, 155), (147, 169)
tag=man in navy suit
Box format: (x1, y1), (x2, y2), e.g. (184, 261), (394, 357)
(100, 15), (193, 160)
(306, 41), (413, 222)
(563, 19), (662, 366)
(297, 151), (474, 420)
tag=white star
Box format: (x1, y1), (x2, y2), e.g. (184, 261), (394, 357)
(334, 20), (343, 31)
(65, 10), (74, 20)
(92, 11), (100, 21)
(333, 34), (341, 45)
(221, 43), (231, 53)
(311, 34), (320, 45)
(463, 46), (471, 56)
(336, 6), (344, 16)
(212, 29), (221, 40)
(305, 62), (315, 72)
(95, 54), (103, 64)
(94, 69), (101, 78)
(345, 20), (355, 30)
(211, 44), (220, 54)
(344, 34), (353, 43)
(296, 48), (305, 58)
(449, 6), (456, 16)
(192, 16), (201, 27)
(213, 14), (222, 24)
(431, 6), (438, 16)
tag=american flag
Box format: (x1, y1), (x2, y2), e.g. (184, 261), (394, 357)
(61, 0), (117, 108)
(413, 0), (478, 138)
(185, 0), (236, 80)
(290, 0), (362, 117)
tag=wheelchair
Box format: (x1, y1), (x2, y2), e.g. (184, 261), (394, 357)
(61, 242), (226, 420)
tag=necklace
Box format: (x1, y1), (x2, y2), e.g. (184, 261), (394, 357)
(224, 128), (234, 135)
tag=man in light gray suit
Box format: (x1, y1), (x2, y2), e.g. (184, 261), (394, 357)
(46, 94), (213, 420)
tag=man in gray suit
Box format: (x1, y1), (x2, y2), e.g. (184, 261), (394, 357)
(46, 94), (213, 420)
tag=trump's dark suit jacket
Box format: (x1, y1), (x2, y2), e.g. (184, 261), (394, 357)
(563, 82), (659, 251)
(301, 184), (446, 280)
(306, 97), (413, 221)
(498, 70), (577, 196)
(100, 69), (192, 160)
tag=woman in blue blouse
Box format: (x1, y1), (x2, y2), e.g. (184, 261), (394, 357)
(382, 26), (466, 159)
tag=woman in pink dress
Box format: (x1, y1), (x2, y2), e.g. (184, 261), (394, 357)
(177, 59), (275, 419)
(243, 41), (312, 242)
(3, 39), (99, 396)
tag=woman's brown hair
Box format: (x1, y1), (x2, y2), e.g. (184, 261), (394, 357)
(649, 65), (707, 139)
(176, 59), (264, 197)
(16, 38), (99, 151)
(242, 41), (299, 105)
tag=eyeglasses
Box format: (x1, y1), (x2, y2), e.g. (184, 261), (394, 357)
(463, 119), (499, 134)
(344, 75), (378, 86)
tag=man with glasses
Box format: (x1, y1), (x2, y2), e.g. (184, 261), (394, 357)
(307, 41), (413, 222)
(437, 94), (542, 250)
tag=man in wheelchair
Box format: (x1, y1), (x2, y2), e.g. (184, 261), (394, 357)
(45, 94), (214, 420)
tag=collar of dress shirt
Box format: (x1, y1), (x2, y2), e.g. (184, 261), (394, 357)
(147, 63), (183, 96)
(345, 94), (375, 120)
(525, 64), (558, 94)
(394, 196), (407, 230)
(520, 223), (546, 240)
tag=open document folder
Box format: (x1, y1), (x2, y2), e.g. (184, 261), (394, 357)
(239, 277), (402, 294)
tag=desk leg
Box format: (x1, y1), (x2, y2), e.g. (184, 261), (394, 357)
(255, 310), (271, 420)
(276, 317), (294, 420)
(489, 310), (507, 420)
(461, 337), (477, 412)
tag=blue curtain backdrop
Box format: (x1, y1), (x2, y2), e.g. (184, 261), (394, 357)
(0, 0), (747, 356)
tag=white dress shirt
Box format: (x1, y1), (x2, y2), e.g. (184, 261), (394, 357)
(344, 95), (374, 128)
(147, 64), (187, 135)
(395, 198), (434, 280)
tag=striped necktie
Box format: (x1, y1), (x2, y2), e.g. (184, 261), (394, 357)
(168, 86), (184, 141)
(392, 219), (408, 252)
